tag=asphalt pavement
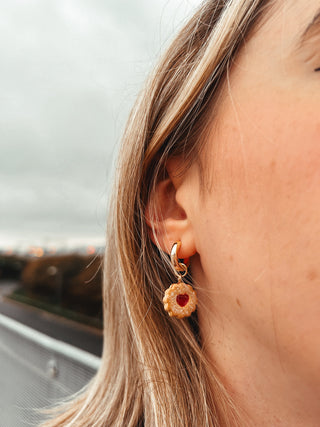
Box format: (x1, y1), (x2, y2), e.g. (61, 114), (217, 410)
(0, 280), (103, 357)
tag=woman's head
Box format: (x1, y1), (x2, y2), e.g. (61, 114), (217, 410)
(42, 1), (320, 425)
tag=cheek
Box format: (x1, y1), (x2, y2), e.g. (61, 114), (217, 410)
(239, 95), (320, 265)
(235, 95), (320, 283)
(198, 90), (320, 379)
(210, 90), (320, 255)
(258, 103), (320, 378)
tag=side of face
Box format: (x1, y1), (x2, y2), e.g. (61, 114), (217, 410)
(184, 0), (320, 391)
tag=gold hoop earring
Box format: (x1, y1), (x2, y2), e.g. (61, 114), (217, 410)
(163, 241), (197, 319)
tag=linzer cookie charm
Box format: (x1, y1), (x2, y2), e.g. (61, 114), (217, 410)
(163, 282), (197, 319)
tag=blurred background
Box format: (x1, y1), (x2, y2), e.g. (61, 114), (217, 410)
(0, 0), (201, 326)
(0, 1), (201, 424)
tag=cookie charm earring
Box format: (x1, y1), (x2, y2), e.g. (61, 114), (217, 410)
(163, 241), (197, 319)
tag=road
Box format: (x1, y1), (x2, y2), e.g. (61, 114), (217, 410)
(0, 280), (103, 357)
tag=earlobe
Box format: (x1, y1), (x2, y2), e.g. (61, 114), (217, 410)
(145, 175), (196, 259)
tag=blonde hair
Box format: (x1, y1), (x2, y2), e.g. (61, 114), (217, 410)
(42, 1), (276, 426)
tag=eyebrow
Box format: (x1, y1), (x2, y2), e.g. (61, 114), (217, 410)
(297, 8), (320, 49)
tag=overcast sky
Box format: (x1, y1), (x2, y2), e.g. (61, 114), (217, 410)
(0, 0), (201, 250)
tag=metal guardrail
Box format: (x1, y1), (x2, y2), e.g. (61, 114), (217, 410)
(0, 313), (101, 427)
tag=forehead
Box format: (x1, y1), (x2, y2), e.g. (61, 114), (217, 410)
(249, 0), (320, 54)
(228, 0), (320, 80)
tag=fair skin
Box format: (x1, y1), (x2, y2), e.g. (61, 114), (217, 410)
(150, 1), (320, 426)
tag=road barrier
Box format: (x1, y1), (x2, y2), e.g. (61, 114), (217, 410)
(0, 313), (101, 426)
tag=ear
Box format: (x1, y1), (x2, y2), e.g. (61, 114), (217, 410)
(145, 159), (196, 259)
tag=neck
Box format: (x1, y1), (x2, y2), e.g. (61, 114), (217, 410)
(194, 274), (320, 426)
(192, 251), (320, 427)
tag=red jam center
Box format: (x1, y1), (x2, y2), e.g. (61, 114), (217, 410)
(176, 294), (189, 307)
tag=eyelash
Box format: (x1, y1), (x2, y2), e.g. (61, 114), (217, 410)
(315, 67), (320, 71)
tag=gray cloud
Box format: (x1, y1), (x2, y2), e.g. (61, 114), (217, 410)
(0, 0), (201, 249)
